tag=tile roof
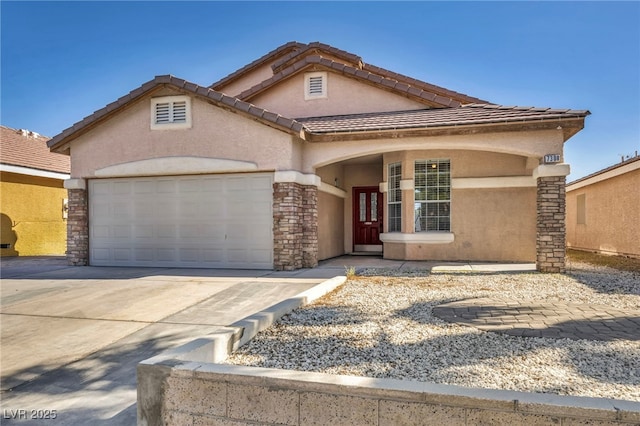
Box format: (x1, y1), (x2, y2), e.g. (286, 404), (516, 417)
(1, 125), (69, 174)
(237, 55), (465, 108)
(48, 75), (306, 151)
(296, 104), (591, 134)
(210, 41), (305, 91)
(271, 41), (363, 73)
(214, 41), (487, 105)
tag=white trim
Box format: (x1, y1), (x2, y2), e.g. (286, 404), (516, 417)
(274, 171), (321, 187)
(533, 164), (570, 179)
(399, 179), (414, 190)
(150, 95), (192, 130)
(567, 160), (640, 192)
(95, 157), (258, 178)
(0, 163), (70, 180)
(304, 72), (327, 100)
(319, 182), (347, 198)
(452, 176), (536, 189)
(380, 232), (455, 244)
(64, 178), (86, 190)
(379, 182), (388, 193)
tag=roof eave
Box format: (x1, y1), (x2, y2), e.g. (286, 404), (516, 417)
(304, 116), (588, 143)
(239, 56), (461, 108)
(48, 76), (307, 152)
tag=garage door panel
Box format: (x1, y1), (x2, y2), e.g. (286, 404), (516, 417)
(89, 173), (273, 269)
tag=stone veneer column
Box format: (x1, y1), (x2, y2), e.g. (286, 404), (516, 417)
(536, 175), (566, 273)
(66, 187), (89, 266)
(272, 181), (318, 271)
(273, 182), (303, 271)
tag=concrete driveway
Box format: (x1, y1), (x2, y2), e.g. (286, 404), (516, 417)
(0, 257), (334, 425)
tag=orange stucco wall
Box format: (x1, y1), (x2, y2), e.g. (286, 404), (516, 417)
(0, 172), (67, 256)
(566, 168), (640, 258)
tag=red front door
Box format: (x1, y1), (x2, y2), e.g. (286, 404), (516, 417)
(353, 187), (383, 252)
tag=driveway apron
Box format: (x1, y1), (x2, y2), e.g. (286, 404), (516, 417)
(0, 258), (324, 425)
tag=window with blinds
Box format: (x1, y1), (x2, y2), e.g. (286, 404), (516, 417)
(414, 159), (451, 232)
(387, 162), (402, 232)
(150, 96), (191, 129)
(304, 72), (327, 99)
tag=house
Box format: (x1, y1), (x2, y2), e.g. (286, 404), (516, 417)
(566, 154), (640, 258)
(47, 41), (589, 272)
(1, 125), (70, 256)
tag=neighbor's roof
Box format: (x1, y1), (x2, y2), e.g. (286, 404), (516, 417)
(567, 154), (640, 188)
(297, 105), (591, 134)
(1, 125), (70, 174)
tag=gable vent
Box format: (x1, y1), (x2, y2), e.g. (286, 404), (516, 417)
(154, 100), (187, 124)
(308, 76), (324, 95)
(150, 96), (192, 130)
(305, 72), (327, 100)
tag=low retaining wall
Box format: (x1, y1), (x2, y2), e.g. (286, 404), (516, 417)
(139, 362), (639, 426)
(137, 275), (640, 426)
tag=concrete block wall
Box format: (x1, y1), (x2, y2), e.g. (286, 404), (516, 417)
(139, 362), (639, 426)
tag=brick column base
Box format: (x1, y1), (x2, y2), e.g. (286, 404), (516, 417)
(536, 176), (566, 273)
(273, 182), (318, 271)
(67, 188), (89, 266)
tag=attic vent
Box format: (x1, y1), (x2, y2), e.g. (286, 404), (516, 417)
(150, 96), (192, 130)
(305, 72), (327, 100)
(309, 76), (323, 95)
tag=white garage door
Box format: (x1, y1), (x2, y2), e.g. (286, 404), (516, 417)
(89, 173), (273, 269)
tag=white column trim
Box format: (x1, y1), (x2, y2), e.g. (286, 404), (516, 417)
(64, 178), (86, 190)
(399, 179), (414, 190)
(533, 164), (570, 179)
(274, 171), (321, 187)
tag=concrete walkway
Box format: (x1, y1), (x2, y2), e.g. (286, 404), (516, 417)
(433, 297), (640, 341)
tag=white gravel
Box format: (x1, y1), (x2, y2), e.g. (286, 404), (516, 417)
(225, 261), (640, 401)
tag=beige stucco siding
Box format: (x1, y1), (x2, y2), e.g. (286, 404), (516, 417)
(249, 72), (426, 119)
(380, 149), (536, 262)
(318, 191), (345, 260)
(216, 63), (277, 98)
(567, 168), (640, 258)
(69, 91), (299, 178)
(305, 129), (564, 173)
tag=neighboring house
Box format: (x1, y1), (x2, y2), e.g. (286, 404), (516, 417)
(47, 41), (589, 272)
(566, 154), (640, 258)
(1, 125), (70, 256)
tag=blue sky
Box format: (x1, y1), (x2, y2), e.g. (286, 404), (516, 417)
(2, 1), (639, 180)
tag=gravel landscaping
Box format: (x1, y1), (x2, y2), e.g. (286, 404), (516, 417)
(225, 260), (640, 402)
